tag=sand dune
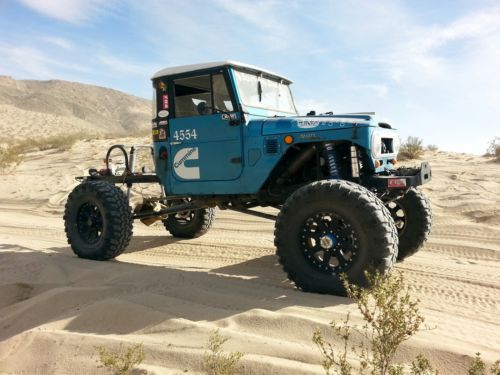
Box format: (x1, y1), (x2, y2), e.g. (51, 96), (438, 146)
(0, 139), (499, 374)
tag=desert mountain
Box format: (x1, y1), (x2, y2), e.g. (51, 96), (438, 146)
(0, 76), (151, 139)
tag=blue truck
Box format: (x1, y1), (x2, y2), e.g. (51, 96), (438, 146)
(64, 61), (432, 295)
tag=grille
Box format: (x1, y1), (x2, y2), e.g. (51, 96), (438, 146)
(264, 138), (279, 154)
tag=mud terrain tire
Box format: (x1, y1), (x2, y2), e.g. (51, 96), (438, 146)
(275, 180), (398, 295)
(163, 205), (215, 239)
(64, 181), (133, 260)
(386, 188), (432, 261)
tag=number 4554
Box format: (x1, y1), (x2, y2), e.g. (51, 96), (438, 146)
(173, 129), (197, 141)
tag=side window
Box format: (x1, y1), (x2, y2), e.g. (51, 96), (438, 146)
(173, 73), (234, 118)
(174, 75), (212, 118)
(212, 73), (234, 112)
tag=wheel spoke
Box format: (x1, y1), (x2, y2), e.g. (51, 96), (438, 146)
(301, 211), (358, 274)
(322, 251), (332, 267)
(386, 201), (406, 234)
(77, 202), (103, 245)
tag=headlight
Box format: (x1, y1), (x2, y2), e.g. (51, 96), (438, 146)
(371, 131), (399, 159)
(371, 132), (382, 159)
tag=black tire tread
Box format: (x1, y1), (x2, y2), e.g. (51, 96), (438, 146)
(275, 180), (398, 294)
(64, 181), (133, 260)
(395, 188), (432, 261)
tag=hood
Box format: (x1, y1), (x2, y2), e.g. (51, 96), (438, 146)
(260, 113), (378, 136)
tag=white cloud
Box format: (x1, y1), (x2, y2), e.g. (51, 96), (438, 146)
(98, 55), (157, 77)
(0, 43), (90, 79)
(41, 36), (73, 50)
(19, 0), (115, 24)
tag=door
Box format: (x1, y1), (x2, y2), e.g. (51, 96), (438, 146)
(169, 72), (242, 182)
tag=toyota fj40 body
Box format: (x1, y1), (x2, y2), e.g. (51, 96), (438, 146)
(64, 61), (432, 295)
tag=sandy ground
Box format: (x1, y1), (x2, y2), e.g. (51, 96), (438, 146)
(0, 144), (499, 374)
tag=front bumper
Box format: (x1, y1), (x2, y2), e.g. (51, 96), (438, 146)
(361, 162), (432, 190)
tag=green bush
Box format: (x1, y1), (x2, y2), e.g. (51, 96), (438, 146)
(96, 343), (145, 375)
(486, 137), (500, 160)
(313, 271), (431, 375)
(399, 136), (424, 160)
(313, 272), (500, 375)
(203, 329), (244, 375)
(0, 145), (23, 172)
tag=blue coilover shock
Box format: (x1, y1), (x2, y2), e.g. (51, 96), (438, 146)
(322, 143), (341, 179)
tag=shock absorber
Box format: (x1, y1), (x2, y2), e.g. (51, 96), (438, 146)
(323, 142), (341, 179)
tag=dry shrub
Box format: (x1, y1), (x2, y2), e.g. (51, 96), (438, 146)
(34, 133), (82, 151)
(203, 329), (244, 375)
(399, 136), (424, 160)
(467, 353), (500, 375)
(314, 272), (500, 375)
(313, 271), (432, 375)
(0, 133), (88, 173)
(96, 343), (145, 375)
(0, 145), (24, 172)
(486, 137), (500, 161)
(426, 144), (438, 152)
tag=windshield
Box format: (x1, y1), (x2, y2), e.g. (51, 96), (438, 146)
(234, 70), (297, 114)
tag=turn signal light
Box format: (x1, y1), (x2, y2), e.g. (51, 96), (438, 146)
(392, 159), (398, 165)
(374, 160), (381, 168)
(284, 135), (294, 144)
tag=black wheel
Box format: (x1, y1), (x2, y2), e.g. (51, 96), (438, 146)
(64, 181), (133, 260)
(275, 180), (398, 295)
(163, 200), (215, 239)
(386, 188), (432, 261)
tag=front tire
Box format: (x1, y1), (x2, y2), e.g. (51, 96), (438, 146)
(275, 180), (398, 295)
(64, 181), (133, 260)
(386, 188), (432, 261)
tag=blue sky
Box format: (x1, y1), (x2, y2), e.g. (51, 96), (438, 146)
(1, 0), (499, 154)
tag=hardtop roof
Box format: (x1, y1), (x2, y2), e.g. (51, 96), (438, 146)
(151, 60), (293, 83)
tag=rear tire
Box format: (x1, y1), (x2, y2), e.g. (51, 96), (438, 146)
(386, 188), (432, 261)
(163, 202), (215, 239)
(64, 181), (133, 260)
(275, 180), (398, 296)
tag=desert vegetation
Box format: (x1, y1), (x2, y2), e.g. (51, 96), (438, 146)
(399, 136), (425, 160)
(0, 133), (89, 172)
(96, 343), (145, 375)
(313, 272), (499, 375)
(203, 329), (245, 375)
(486, 136), (500, 161)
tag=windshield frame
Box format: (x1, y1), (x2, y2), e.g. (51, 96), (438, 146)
(232, 68), (298, 115)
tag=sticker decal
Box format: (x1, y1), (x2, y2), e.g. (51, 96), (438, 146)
(173, 147), (200, 180)
(152, 129), (159, 135)
(152, 121), (157, 128)
(222, 114), (230, 120)
(299, 133), (320, 140)
(297, 120), (319, 129)
(159, 128), (166, 140)
(158, 120), (168, 125)
(296, 117), (370, 129)
(158, 110), (169, 118)
(162, 94), (169, 109)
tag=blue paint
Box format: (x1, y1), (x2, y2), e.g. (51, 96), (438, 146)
(152, 64), (399, 196)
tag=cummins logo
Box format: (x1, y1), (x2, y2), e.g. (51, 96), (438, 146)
(173, 147), (200, 179)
